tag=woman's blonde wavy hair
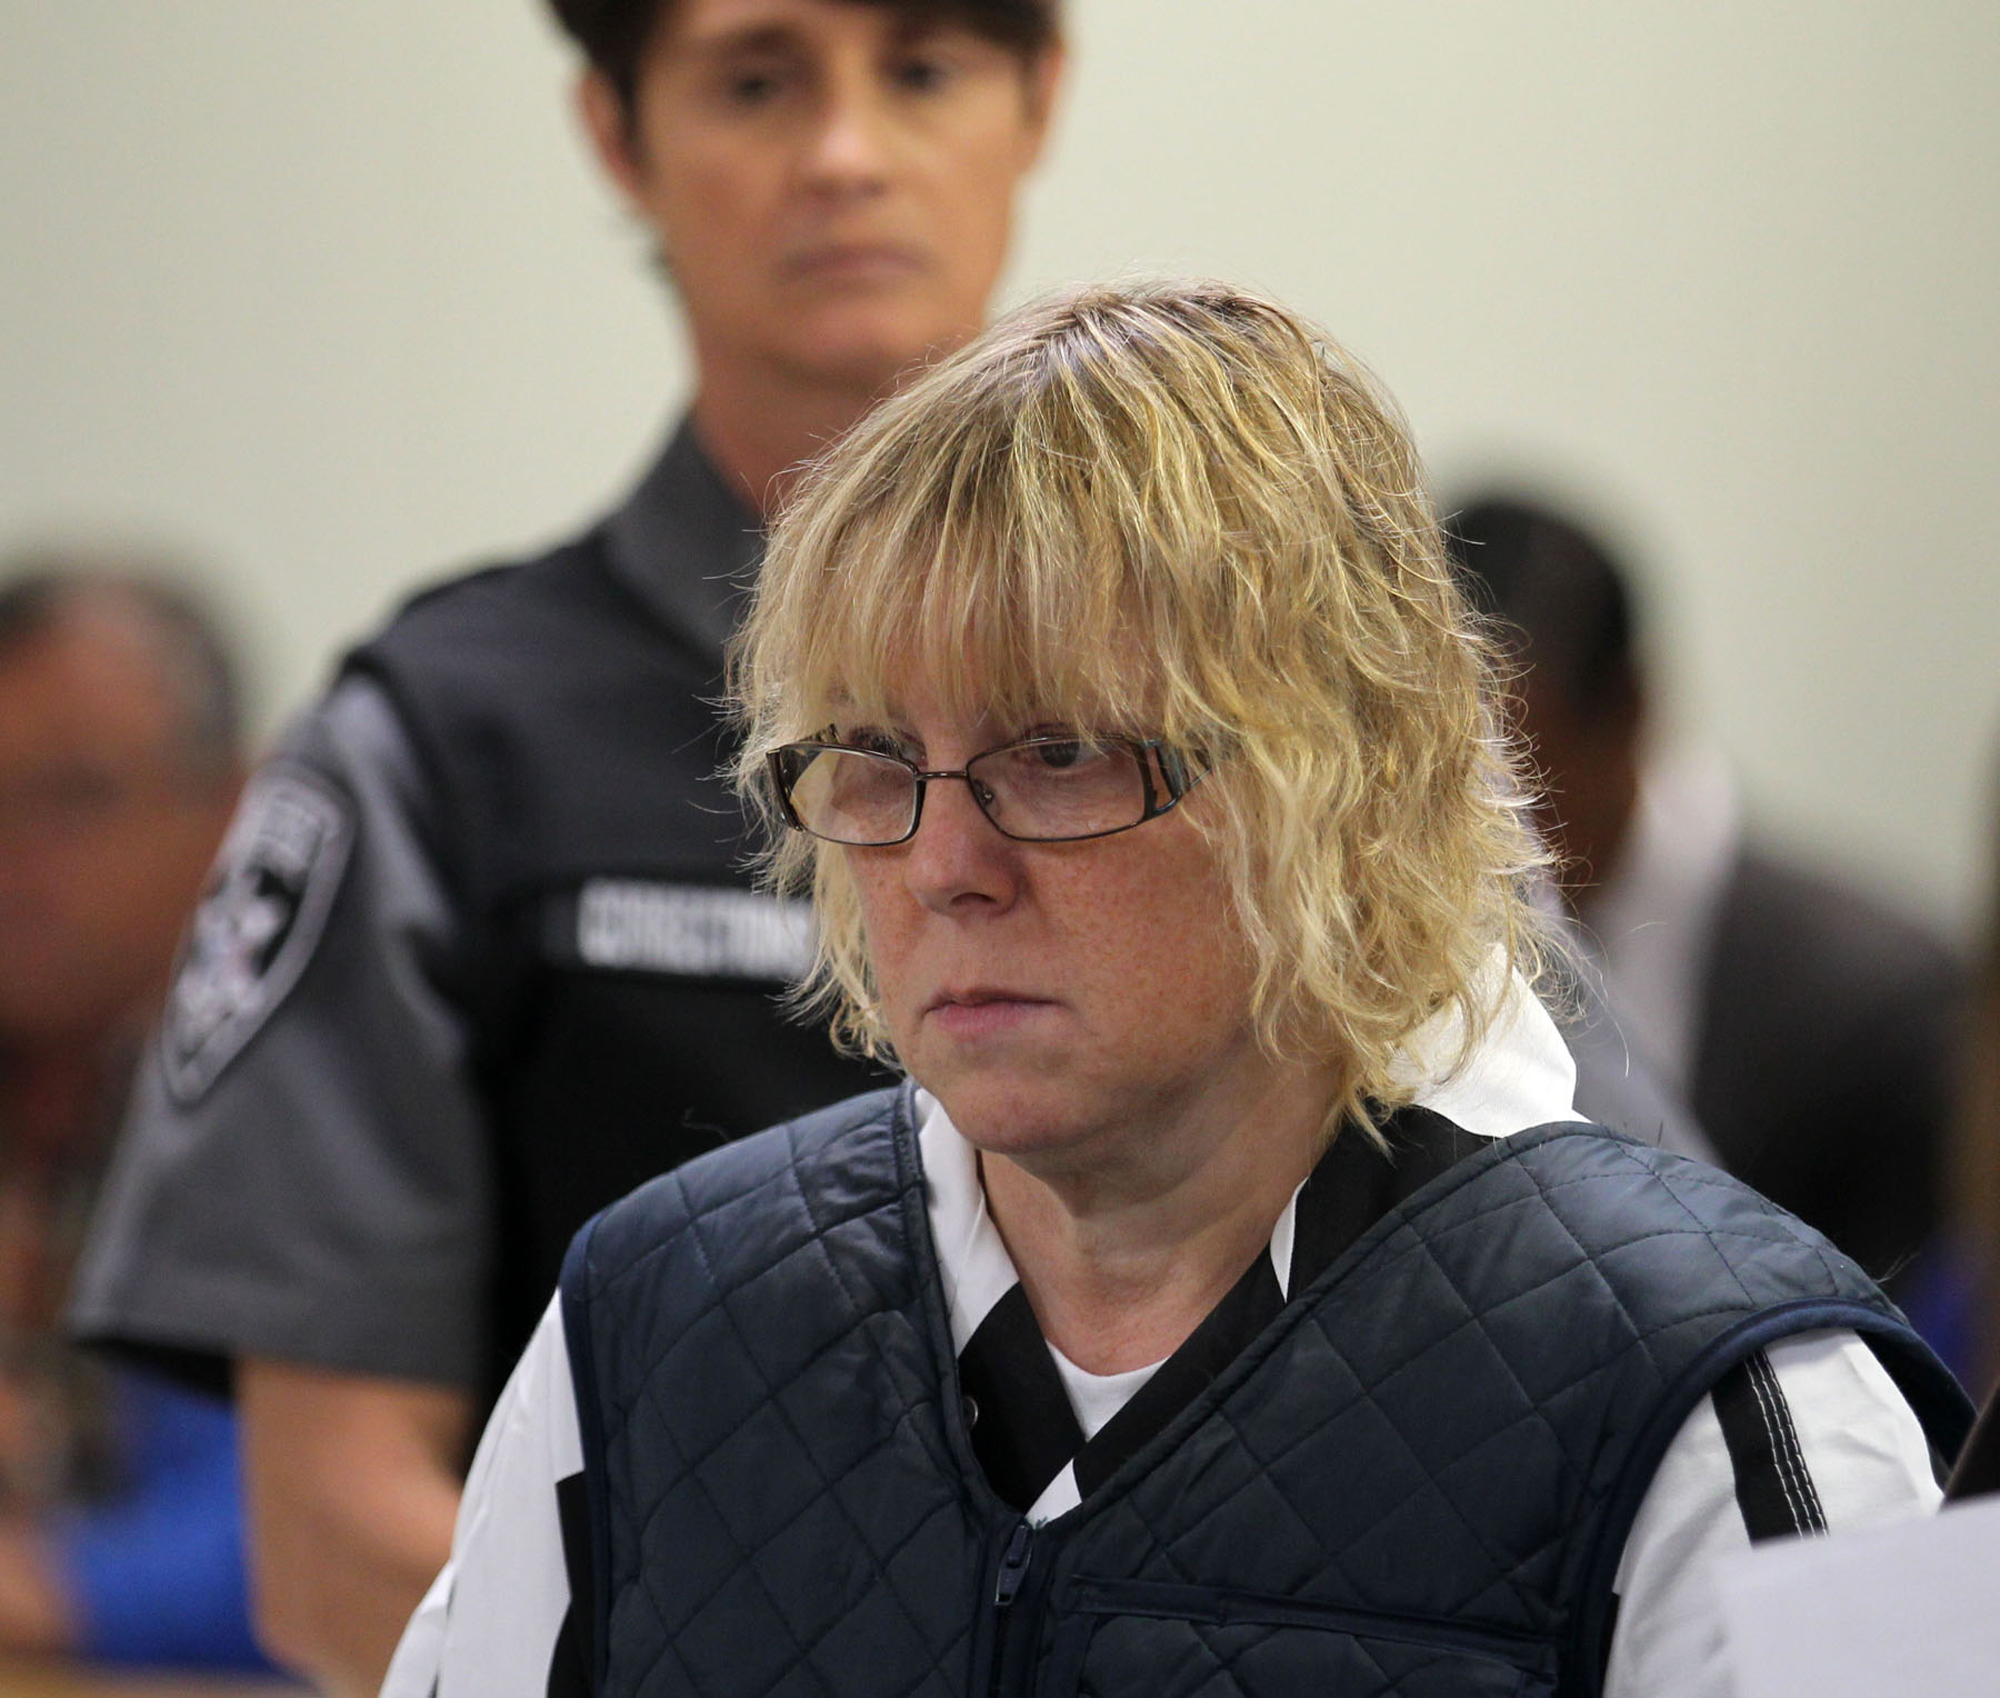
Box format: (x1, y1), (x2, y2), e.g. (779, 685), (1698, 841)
(731, 278), (1551, 1140)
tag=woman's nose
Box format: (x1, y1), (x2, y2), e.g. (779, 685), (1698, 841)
(803, 75), (897, 198)
(900, 774), (1019, 914)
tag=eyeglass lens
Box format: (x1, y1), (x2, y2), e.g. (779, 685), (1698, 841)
(783, 739), (1153, 845)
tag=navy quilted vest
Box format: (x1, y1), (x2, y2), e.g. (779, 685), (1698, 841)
(560, 1087), (1970, 1698)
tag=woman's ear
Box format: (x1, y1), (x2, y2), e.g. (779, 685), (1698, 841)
(575, 68), (647, 208)
(1017, 39), (1068, 172)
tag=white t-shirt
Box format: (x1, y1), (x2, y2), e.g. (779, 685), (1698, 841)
(385, 980), (1941, 1698)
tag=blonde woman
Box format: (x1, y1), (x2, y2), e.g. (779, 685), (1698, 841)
(386, 283), (1967, 1698)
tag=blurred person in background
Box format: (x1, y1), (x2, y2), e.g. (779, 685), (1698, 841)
(69, 1), (1064, 1691)
(1943, 748), (2000, 1444)
(1966, 761), (2000, 1389)
(1446, 496), (1964, 1326)
(0, 557), (263, 1664)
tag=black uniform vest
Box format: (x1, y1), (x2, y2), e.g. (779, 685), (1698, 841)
(345, 534), (882, 1398)
(560, 1087), (1970, 1698)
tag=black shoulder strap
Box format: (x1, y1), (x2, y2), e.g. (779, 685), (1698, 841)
(1712, 1348), (1828, 1541)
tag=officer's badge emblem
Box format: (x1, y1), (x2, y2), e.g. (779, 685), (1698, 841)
(161, 768), (354, 1103)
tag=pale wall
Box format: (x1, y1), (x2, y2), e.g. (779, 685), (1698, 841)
(4, 1), (1996, 932)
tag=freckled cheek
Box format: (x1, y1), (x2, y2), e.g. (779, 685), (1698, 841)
(1095, 852), (1253, 1043)
(845, 858), (921, 1020)
(1043, 866), (1172, 1015)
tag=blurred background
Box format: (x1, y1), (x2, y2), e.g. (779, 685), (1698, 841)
(3, 0), (1996, 935)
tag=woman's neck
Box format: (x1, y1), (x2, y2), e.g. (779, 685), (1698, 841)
(977, 1070), (1332, 1375)
(690, 360), (901, 521)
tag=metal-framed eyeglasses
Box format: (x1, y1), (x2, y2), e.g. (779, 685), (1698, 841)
(766, 733), (1204, 847)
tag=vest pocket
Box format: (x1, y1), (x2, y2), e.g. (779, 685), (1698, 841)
(1043, 1578), (1556, 1698)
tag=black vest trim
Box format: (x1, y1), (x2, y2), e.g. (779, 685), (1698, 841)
(1073, 1250), (1285, 1501)
(959, 1284), (1082, 1511)
(558, 1250), (615, 1698)
(547, 1471), (596, 1698)
(1290, 1105), (1488, 1292)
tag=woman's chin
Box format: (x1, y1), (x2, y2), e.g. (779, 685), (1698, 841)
(924, 1076), (1091, 1164)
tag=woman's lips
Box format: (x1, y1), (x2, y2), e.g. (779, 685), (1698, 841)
(784, 243), (927, 286)
(925, 994), (1056, 1038)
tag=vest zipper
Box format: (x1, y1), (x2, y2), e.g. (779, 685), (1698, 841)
(986, 1520), (1035, 1697)
(994, 1520), (1034, 1609)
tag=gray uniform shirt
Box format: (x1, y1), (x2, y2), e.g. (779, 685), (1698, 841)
(70, 423), (764, 1393)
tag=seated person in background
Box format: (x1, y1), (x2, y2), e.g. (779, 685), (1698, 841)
(0, 558), (263, 1664)
(389, 282), (1968, 1698)
(1447, 497), (1964, 1318)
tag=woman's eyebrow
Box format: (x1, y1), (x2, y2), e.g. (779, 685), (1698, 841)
(680, 22), (802, 66)
(885, 15), (954, 51)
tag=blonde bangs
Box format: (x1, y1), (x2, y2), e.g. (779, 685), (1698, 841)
(755, 389), (1219, 744)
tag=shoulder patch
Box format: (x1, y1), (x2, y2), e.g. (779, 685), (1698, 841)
(161, 767), (355, 1104)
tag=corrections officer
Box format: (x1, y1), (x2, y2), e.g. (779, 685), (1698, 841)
(69, 2), (1064, 1692)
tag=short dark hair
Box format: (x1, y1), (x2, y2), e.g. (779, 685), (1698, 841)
(1445, 496), (1639, 714)
(547, 0), (1060, 116)
(0, 552), (245, 786)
